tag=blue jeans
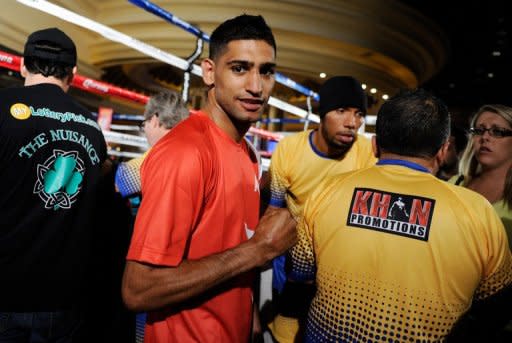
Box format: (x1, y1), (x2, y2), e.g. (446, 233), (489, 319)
(0, 311), (83, 343)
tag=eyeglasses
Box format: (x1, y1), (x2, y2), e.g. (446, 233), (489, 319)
(139, 119), (149, 132)
(469, 126), (512, 138)
(139, 113), (159, 132)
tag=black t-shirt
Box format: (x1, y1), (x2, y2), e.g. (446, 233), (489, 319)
(0, 83), (107, 311)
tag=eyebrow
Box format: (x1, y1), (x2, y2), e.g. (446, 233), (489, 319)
(226, 60), (276, 69)
(227, 60), (252, 67)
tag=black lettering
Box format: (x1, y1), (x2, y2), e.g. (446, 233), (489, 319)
(372, 217), (381, 227)
(365, 216), (371, 225)
(390, 221), (397, 230)
(357, 215), (364, 224)
(418, 227), (425, 237)
(401, 223), (409, 233)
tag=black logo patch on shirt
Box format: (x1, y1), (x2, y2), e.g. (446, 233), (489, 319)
(346, 188), (435, 241)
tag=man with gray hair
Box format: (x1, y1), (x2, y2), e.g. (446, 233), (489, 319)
(115, 89), (189, 198)
(140, 89), (189, 146)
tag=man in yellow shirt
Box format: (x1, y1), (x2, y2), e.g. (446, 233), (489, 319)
(268, 76), (376, 342)
(291, 88), (512, 342)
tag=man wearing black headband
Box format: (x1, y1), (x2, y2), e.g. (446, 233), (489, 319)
(267, 76), (377, 342)
(0, 28), (107, 342)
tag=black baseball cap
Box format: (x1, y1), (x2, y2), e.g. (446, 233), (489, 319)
(23, 28), (77, 66)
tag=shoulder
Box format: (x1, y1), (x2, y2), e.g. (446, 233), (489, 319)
(144, 115), (213, 170)
(0, 85), (23, 97)
(444, 181), (493, 206)
(354, 133), (373, 150)
(174, 112), (213, 141)
(273, 130), (311, 156)
(279, 130), (310, 145)
(0, 86), (30, 106)
(310, 167), (368, 203)
(326, 166), (371, 188)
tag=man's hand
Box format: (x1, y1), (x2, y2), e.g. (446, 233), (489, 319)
(123, 207), (296, 312)
(251, 206), (297, 264)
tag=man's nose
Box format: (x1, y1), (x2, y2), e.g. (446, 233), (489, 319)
(343, 111), (358, 129)
(246, 70), (263, 96)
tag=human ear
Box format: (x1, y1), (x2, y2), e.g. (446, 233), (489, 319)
(201, 58), (215, 87)
(371, 135), (380, 158)
(20, 58), (27, 78)
(434, 141), (450, 174)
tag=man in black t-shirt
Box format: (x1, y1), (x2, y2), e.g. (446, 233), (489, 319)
(0, 28), (107, 342)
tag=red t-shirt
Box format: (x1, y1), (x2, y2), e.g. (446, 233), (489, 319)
(126, 111), (260, 342)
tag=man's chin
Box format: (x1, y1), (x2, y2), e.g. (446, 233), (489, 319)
(327, 141), (353, 157)
(243, 110), (263, 123)
(334, 139), (354, 149)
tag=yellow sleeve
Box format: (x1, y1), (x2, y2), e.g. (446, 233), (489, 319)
(268, 138), (290, 208)
(288, 177), (339, 282)
(288, 191), (317, 282)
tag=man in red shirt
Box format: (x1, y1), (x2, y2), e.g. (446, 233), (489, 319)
(122, 14), (296, 342)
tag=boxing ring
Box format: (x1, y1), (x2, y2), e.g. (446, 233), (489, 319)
(11, 0), (376, 158)
(5, 2), (377, 341)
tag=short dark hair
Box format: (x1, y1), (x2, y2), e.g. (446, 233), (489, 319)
(24, 55), (74, 80)
(376, 88), (450, 158)
(209, 14), (276, 60)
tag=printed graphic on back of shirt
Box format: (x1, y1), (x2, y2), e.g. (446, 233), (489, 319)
(347, 187), (435, 241)
(33, 149), (85, 210)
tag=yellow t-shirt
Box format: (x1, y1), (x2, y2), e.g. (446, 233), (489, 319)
(268, 130), (376, 342)
(448, 175), (512, 250)
(293, 164), (512, 342)
(269, 130), (376, 218)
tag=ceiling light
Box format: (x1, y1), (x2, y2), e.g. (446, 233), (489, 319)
(370, 88), (377, 94)
(362, 83), (367, 90)
(492, 51), (501, 57)
(488, 73), (494, 78)
(319, 72), (326, 78)
(382, 94), (389, 100)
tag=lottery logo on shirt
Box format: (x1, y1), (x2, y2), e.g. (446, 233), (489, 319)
(10, 103), (31, 120)
(347, 188), (435, 242)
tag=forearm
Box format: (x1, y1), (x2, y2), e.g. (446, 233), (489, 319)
(123, 206), (296, 312)
(123, 240), (268, 312)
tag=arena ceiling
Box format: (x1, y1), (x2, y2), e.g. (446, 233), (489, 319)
(0, 0), (448, 117)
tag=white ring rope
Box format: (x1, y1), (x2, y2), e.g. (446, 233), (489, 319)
(16, 0), (321, 123)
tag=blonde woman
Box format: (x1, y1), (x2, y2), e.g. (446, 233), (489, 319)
(451, 104), (512, 247)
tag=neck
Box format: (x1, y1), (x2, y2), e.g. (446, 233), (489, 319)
(203, 89), (251, 143)
(24, 74), (68, 92)
(478, 162), (511, 181)
(379, 152), (436, 174)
